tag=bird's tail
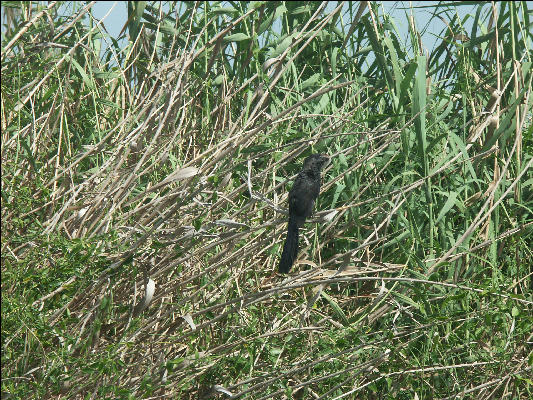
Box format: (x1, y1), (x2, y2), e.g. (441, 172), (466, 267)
(278, 216), (299, 273)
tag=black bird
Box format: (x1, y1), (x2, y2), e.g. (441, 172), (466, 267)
(278, 153), (330, 273)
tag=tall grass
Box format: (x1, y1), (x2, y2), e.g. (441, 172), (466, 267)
(2, 1), (532, 398)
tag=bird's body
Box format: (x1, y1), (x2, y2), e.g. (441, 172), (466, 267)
(278, 154), (329, 273)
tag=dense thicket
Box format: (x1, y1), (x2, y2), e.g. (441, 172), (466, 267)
(2, 2), (531, 398)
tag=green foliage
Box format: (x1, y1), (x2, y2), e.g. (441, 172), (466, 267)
(2, 1), (532, 398)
